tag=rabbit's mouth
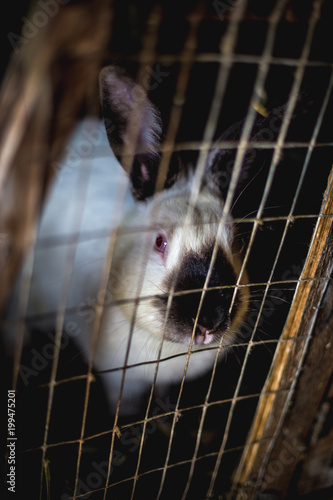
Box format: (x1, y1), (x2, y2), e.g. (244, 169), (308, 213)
(150, 241), (249, 347)
(193, 321), (215, 345)
(194, 331), (213, 345)
(192, 316), (232, 346)
(151, 316), (232, 347)
(151, 291), (234, 345)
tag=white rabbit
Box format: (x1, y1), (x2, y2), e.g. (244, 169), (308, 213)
(5, 66), (250, 415)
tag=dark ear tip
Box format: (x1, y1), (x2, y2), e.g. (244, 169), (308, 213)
(99, 65), (150, 120)
(99, 65), (123, 82)
(99, 65), (115, 89)
(99, 65), (126, 93)
(99, 65), (127, 96)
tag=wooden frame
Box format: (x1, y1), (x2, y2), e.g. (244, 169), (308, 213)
(233, 168), (333, 498)
(0, 0), (112, 316)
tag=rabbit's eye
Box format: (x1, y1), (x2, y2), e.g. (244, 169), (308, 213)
(155, 233), (168, 254)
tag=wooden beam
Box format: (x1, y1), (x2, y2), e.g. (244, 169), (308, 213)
(296, 375), (333, 495)
(233, 167), (333, 498)
(0, 0), (112, 315)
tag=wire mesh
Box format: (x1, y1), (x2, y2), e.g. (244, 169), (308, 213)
(2, 1), (333, 500)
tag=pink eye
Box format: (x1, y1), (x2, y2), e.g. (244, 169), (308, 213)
(154, 233), (168, 254)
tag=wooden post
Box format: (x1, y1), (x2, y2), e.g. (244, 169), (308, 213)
(0, 0), (112, 316)
(233, 167), (333, 498)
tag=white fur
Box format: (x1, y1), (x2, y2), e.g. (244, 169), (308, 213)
(95, 171), (237, 412)
(5, 118), (247, 415)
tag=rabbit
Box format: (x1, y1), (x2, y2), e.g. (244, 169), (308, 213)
(4, 66), (251, 416)
(93, 66), (250, 414)
(96, 69), (323, 415)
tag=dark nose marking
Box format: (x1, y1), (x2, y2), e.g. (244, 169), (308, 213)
(172, 246), (237, 332)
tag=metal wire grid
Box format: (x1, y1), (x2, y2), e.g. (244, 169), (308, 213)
(4, 1), (333, 499)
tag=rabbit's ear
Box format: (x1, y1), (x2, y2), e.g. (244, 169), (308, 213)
(204, 117), (255, 205)
(100, 65), (176, 200)
(204, 103), (288, 208)
(204, 94), (314, 210)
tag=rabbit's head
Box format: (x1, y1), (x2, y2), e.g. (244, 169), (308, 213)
(99, 66), (249, 348)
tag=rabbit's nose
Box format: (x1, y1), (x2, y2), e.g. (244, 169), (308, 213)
(192, 320), (214, 345)
(195, 321), (211, 336)
(192, 318), (212, 335)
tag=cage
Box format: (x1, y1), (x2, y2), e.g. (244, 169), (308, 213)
(1, 1), (333, 499)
